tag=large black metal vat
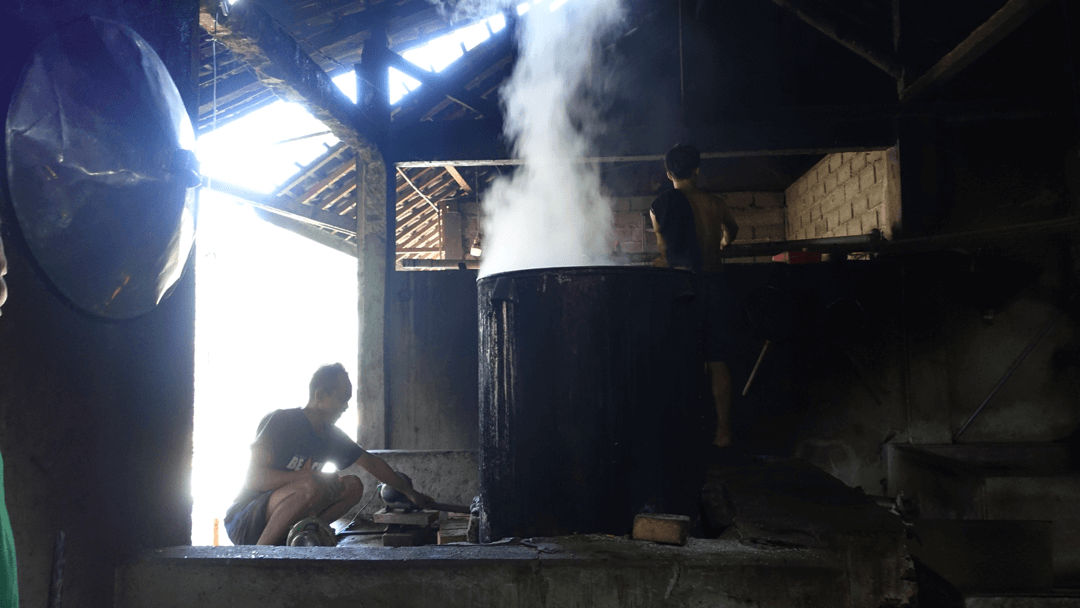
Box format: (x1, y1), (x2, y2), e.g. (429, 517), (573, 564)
(478, 266), (709, 541)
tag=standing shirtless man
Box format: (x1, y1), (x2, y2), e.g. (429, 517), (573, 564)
(650, 144), (740, 449)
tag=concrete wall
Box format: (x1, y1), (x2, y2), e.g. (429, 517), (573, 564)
(785, 150), (901, 240)
(700, 250), (1075, 496)
(0, 4), (197, 606)
(782, 122), (1079, 492)
(340, 449), (478, 516)
(386, 270), (478, 449)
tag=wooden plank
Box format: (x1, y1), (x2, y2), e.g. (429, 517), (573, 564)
(437, 517), (469, 545)
(373, 510), (439, 526)
(901, 0), (1053, 101)
(382, 527), (435, 547)
(444, 165), (472, 192)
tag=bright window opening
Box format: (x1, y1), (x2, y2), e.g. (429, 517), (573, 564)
(192, 106), (357, 547)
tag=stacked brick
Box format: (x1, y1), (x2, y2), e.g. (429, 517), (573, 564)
(784, 149), (899, 241)
(610, 196), (658, 255)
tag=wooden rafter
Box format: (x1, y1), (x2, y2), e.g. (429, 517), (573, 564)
(769, 0), (902, 79)
(322, 183), (358, 212)
(901, 0), (1054, 101)
(444, 165), (472, 192)
(397, 205), (438, 235)
(386, 52), (498, 119)
(391, 23), (513, 124)
(275, 143), (350, 196)
(204, 178), (357, 237)
(198, 0), (378, 151)
(295, 158), (357, 207)
(397, 167), (440, 212)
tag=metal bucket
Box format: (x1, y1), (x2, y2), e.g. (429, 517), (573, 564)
(477, 266), (708, 540)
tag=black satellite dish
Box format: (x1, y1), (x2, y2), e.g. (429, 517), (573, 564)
(5, 16), (198, 319)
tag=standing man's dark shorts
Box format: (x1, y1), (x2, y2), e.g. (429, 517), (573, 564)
(224, 490), (273, 545)
(700, 272), (735, 362)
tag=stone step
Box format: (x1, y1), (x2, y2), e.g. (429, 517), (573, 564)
(886, 442), (1080, 585)
(117, 538), (853, 608)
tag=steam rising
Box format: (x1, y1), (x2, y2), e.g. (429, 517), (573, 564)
(475, 0), (625, 276)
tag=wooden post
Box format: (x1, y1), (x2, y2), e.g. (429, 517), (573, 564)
(356, 26), (393, 448)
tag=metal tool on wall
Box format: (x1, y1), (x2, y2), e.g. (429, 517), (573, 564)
(5, 16), (198, 319)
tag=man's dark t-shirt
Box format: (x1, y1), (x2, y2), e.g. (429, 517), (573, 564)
(651, 189), (702, 272)
(224, 408), (364, 543)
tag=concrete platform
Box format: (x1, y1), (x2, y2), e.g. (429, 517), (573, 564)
(965, 591), (1080, 607)
(119, 456), (914, 607)
(116, 536), (850, 608)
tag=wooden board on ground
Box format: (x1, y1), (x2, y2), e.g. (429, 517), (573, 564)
(438, 518), (470, 544)
(373, 510), (439, 526)
(382, 527), (435, 547)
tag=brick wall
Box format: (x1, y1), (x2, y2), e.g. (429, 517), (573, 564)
(785, 149), (900, 240)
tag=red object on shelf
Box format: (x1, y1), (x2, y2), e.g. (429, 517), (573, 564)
(772, 251), (822, 264)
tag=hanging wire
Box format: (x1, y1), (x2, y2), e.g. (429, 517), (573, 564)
(209, 8), (219, 191)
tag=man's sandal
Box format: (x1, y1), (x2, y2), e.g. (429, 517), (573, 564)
(286, 517), (337, 547)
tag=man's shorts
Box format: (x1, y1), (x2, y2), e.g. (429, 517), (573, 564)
(224, 490), (273, 545)
(700, 272), (735, 363)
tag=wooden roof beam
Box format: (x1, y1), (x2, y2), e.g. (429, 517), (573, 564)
(901, 0), (1054, 102)
(769, 0), (903, 79)
(391, 108), (895, 166)
(390, 24), (513, 125)
(253, 210), (358, 257)
(198, 1), (378, 151)
(204, 178), (357, 236)
(386, 52), (499, 119)
(444, 165), (472, 192)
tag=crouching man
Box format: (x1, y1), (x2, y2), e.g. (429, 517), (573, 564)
(225, 363), (432, 545)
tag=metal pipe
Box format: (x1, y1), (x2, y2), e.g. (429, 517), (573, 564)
(953, 313), (1059, 442)
(741, 339), (771, 396)
(400, 258), (479, 269)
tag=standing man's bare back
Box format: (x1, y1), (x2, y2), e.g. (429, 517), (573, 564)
(650, 144), (739, 449)
(682, 187), (738, 272)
